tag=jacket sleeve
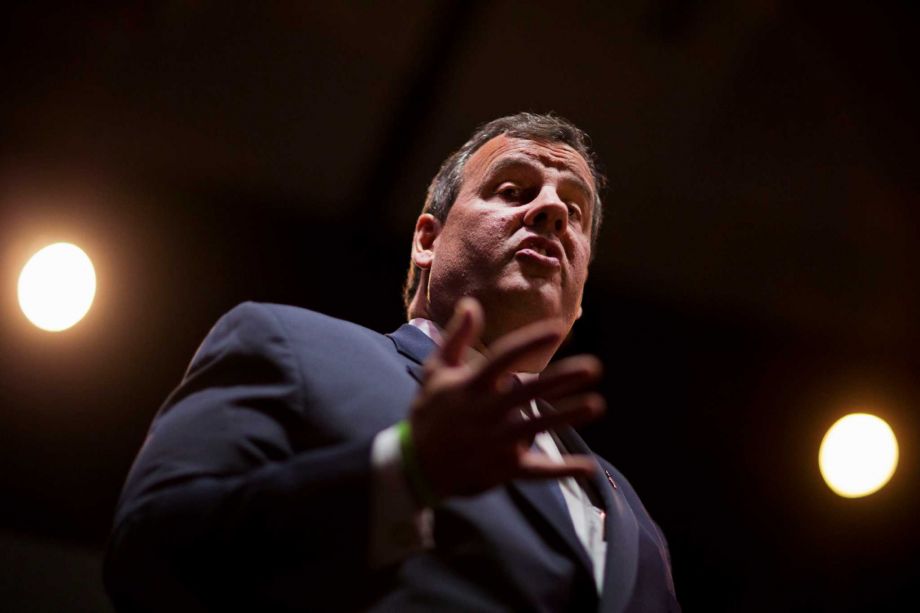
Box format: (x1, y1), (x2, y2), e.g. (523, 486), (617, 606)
(104, 302), (388, 612)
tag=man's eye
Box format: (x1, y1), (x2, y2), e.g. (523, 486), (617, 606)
(498, 186), (522, 200)
(567, 203), (582, 220)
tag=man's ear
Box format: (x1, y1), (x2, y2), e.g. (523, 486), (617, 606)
(575, 305), (583, 320)
(412, 213), (441, 270)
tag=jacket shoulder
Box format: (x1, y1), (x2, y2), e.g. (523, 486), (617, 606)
(219, 301), (371, 331)
(186, 302), (389, 375)
(208, 301), (386, 343)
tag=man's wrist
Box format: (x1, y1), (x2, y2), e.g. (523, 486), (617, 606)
(369, 424), (434, 568)
(396, 420), (441, 508)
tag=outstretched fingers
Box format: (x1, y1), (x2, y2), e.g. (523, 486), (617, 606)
(516, 452), (598, 480)
(500, 355), (602, 410)
(502, 392), (606, 443)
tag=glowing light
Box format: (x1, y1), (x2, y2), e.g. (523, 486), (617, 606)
(17, 242), (96, 332)
(819, 413), (898, 498)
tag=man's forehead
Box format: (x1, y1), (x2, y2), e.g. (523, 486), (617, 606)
(463, 134), (594, 189)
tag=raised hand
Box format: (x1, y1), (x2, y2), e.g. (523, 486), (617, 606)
(409, 297), (606, 501)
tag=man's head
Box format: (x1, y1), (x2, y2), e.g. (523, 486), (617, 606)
(404, 112), (605, 365)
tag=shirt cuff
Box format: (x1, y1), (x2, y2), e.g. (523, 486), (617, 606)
(368, 423), (434, 568)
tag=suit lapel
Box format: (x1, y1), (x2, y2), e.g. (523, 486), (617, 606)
(539, 400), (640, 613)
(506, 478), (597, 583)
(595, 461), (640, 613)
(387, 323), (436, 382)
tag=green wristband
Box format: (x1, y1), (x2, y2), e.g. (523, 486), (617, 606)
(396, 420), (441, 507)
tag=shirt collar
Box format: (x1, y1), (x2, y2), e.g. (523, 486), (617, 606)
(407, 318), (444, 346)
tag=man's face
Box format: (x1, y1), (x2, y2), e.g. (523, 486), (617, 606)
(421, 134), (596, 343)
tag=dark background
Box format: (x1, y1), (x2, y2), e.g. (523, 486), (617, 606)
(1, 1), (918, 611)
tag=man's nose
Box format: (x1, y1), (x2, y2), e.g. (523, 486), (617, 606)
(523, 186), (568, 234)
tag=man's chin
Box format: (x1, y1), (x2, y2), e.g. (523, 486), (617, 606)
(487, 281), (564, 322)
(501, 272), (562, 301)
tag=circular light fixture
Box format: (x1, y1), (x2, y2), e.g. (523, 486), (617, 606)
(819, 412), (898, 498)
(18, 242), (97, 332)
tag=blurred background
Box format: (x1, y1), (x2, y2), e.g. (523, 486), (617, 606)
(1, 1), (918, 611)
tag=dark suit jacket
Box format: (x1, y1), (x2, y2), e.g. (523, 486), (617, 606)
(105, 302), (679, 612)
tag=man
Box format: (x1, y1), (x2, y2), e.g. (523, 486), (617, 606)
(105, 113), (680, 612)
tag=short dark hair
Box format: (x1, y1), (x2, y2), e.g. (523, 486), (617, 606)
(402, 112), (606, 314)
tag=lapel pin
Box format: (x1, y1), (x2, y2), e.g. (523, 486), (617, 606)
(604, 469), (618, 490)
